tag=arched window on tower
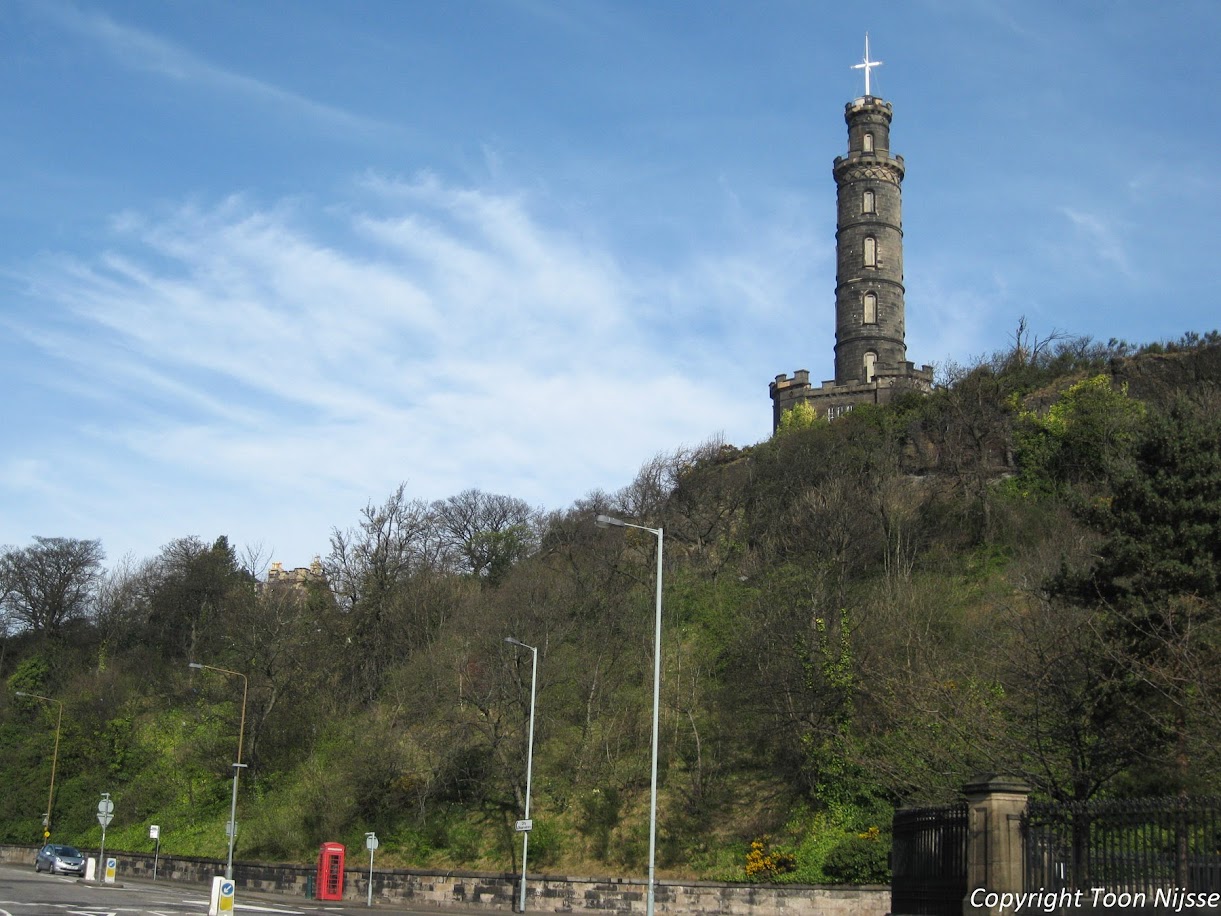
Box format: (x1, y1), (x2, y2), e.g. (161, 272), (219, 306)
(863, 291), (877, 324)
(863, 132), (874, 153)
(862, 189), (875, 214)
(864, 237), (877, 268)
(864, 351), (878, 383)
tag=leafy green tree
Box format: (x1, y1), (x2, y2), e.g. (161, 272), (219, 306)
(141, 535), (252, 660)
(1063, 394), (1221, 790)
(775, 400), (819, 435)
(1084, 396), (1221, 603)
(1012, 374), (1147, 498)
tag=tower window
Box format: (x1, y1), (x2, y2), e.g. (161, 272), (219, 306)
(864, 351), (878, 383)
(864, 237), (877, 268)
(862, 189), (875, 214)
(863, 132), (874, 153)
(863, 291), (877, 324)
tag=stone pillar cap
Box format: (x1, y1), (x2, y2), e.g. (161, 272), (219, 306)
(962, 774), (1031, 796)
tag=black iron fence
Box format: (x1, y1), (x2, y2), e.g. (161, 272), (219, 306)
(891, 801), (968, 916)
(1023, 796), (1221, 910)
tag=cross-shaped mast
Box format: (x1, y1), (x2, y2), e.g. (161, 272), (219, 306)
(852, 33), (882, 97)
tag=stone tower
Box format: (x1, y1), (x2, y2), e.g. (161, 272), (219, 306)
(833, 96), (908, 385)
(770, 44), (932, 429)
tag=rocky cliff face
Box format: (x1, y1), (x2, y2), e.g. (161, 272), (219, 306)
(1110, 344), (1221, 407)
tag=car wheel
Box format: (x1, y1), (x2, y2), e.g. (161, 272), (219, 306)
(35, 862), (42, 873)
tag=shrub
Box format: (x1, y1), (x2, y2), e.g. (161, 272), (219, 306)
(526, 818), (562, 867)
(822, 830), (889, 884)
(744, 836), (797, 881)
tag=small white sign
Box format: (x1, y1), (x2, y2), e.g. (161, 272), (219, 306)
(150, 825), (160, 840)
(209, 875), (225, 916)
(514, 819), (533, 832)
(366, 834), (379, 850)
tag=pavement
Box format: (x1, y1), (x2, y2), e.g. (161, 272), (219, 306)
(97, 870), (509, 916)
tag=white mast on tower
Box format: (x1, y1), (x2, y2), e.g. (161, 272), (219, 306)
(852, 33), (882, 97)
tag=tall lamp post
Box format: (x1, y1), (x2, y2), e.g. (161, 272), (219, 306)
(188, 662), (248, 880)
(595, 514), (663, 916)
(504, 637), (538, 914)
(15, 691), (63, 842)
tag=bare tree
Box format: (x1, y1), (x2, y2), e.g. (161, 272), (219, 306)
(327, 483), (443, 611)
(0, 536), (105, 635)
(326, 484), (459, 703)
(433, 489), (539, 584)
(1006, 316), (1061, 369)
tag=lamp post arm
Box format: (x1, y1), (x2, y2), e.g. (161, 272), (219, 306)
(595, 514), (661, 538)
(621, 521), (662, 537)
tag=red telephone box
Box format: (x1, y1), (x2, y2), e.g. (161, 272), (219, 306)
(316, 842), (345, 900)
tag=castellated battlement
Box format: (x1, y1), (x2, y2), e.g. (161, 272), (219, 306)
(770, 363), (934, 428)
(265, 557), (325, 590)
(771, 369), (811, 391)
(846, 97), (892, 116)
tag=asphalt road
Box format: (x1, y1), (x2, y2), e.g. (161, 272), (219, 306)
(0, 865), (485, 916)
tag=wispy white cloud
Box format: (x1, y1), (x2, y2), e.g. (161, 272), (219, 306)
(6, 174), (784, 562)
(1059, 207), (1134, 279)
(38, 1), (394, 136)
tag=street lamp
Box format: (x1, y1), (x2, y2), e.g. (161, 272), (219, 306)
(188, 661), (248, 880)
(594, 513), (663, 916)
(15, 691), (63, 842)
(504, 637), (538, 914)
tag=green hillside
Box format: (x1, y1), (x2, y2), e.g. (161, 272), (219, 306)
(4, 330), (1220, 886)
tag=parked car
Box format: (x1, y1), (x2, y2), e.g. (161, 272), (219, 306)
(35, 844), (86, 877)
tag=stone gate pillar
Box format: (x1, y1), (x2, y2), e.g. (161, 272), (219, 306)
(962, 775), (1030, 916)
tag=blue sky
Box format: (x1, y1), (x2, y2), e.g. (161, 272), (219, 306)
(2, 1), (1218, 571)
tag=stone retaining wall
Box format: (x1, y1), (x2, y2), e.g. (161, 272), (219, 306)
(1, 845), (888, 916)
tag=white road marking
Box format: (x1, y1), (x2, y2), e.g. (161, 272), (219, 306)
(175, 901), (302, 916)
